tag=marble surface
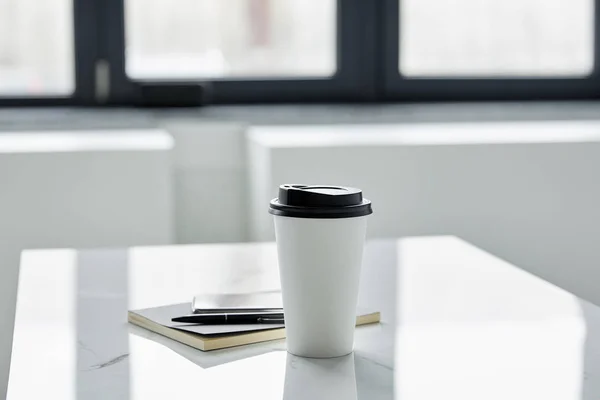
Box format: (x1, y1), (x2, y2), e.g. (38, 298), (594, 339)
(7, 236), (600, 399)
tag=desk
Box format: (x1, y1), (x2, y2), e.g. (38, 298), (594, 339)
(8, 237), (600, 399)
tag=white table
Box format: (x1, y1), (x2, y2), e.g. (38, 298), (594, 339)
(7, 236), (600, 399)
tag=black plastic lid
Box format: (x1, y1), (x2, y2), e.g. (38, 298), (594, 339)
(269, 184), (373, 219)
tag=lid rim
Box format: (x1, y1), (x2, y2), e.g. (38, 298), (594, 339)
(269, 198), (372, 219)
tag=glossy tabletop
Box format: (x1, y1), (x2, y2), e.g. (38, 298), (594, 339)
(7, 237), (600, 399)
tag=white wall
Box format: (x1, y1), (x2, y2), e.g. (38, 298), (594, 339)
(2, 119), (599, 305)
(247, 122), (600, 306)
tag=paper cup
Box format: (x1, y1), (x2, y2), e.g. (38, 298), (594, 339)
(270, 185), (372, 358)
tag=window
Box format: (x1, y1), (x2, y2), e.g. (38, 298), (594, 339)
(112, 0), (369, 104)
(1, 0), (600, 105)
(0, 0), (74, 96)
(400, 0), (594, 77)
(125, 0), (336, 79)
(383, 0), (600, 101)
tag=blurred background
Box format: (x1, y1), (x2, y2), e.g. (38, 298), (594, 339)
(0, 0), (592, 95)
(1, 0), (600, 314)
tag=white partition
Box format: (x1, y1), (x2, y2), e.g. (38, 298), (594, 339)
(247, 121), (600, 305)
(0, 130), (174, 248)
(0, 129), (174, 399)
(162, 120), (248, 243)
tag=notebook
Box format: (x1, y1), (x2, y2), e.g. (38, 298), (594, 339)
(129, 297), (381, 351)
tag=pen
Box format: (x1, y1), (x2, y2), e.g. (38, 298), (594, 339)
(171, 311), (285, 324)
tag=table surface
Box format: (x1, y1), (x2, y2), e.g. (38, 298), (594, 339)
(7, 236), (600, 400)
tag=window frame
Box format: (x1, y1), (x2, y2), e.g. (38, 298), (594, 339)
(105, 0), (379, 105)
(1, 0), (600, 106)
(381, 0), (600, 102)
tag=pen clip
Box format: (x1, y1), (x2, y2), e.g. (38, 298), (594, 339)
(257, 317), (285, 323)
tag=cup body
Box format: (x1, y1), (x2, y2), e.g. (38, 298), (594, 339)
(274, 215), (368, 358)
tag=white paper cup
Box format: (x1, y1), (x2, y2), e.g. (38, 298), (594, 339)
(270, 185), (372, 358)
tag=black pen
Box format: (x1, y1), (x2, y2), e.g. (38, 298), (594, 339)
(171, 311), (285, 324)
